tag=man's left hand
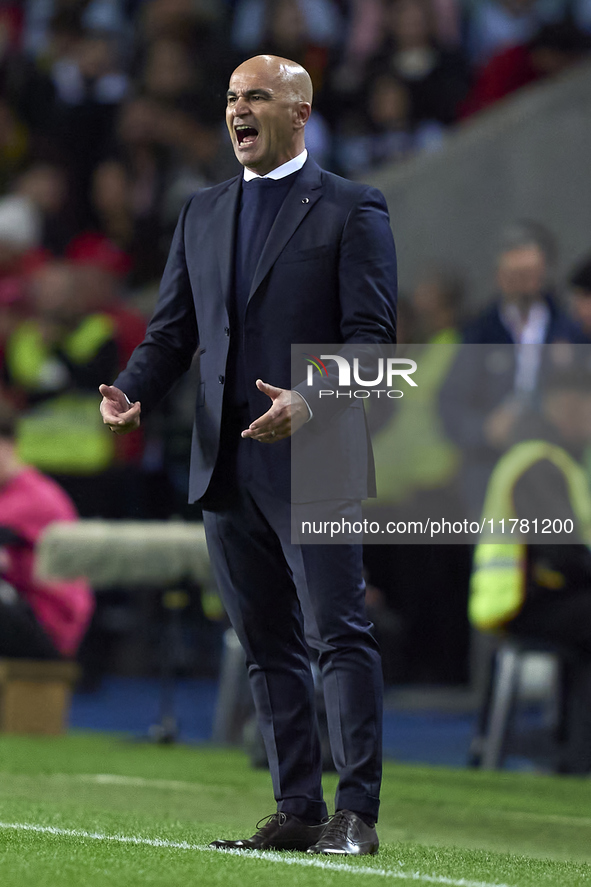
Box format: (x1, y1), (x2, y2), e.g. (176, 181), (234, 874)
(241, 379), (309, 443)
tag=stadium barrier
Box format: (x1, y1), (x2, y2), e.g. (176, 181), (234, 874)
(35, 519), (217, 741)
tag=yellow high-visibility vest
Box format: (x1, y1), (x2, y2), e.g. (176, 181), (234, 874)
(370, 336), (461, 504)
(6, 315), (116, 474)
(470, 440), (591, 630)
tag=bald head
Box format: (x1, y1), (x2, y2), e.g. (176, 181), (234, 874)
(226, 55), (313, 175)
(233, 55), (313, 104)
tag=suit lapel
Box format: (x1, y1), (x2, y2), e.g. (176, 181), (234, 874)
(248, 159), (324, 303)
(212, 176), (241, 306)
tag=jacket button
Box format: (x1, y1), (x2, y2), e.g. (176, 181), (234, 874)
(224, 327), (230, 336)
(218, 375), (224, 384)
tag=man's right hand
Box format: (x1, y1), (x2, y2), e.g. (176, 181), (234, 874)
(99, 384), (141, 434)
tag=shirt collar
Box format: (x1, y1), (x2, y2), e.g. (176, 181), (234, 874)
(243, 149), (308, 182)
(501, 300), (550, 344)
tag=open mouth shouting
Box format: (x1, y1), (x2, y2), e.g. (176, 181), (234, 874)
(235, 124), (259, 149)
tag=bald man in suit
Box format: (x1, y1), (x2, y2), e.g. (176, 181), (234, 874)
(100, 55), (397, 856)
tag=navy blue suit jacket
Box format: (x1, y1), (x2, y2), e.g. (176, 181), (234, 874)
(461, 296), (588, 346)
(115, 158), (397, 504)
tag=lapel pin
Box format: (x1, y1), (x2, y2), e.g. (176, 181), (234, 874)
(301, 197), (309, 204)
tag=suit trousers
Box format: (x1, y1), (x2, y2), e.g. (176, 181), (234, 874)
(202, 451), (383, 823)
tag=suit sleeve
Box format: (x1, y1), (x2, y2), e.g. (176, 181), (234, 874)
(114, 199), (199, 413)
(338, 186), (397, 345)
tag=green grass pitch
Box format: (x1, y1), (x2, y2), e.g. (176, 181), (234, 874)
(1, 733), (591, 886)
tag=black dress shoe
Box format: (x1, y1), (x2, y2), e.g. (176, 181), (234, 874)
(209, 812), (325, 851)
(307, 810), (379, 855)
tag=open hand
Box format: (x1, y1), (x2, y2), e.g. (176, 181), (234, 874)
(241, 380), (309, 443)
(99, 384), (141, 434)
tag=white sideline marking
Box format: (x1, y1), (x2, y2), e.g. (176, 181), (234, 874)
(64, 773), (227, 793)
(50, 774), (591, 828)
(0, 821), (514, 887)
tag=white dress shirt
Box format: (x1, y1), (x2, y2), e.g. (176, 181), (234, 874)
(243, 149), (308, 181)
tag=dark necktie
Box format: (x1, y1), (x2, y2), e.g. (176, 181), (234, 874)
(234, 174), (297, 316)
(228, 172), (299, 409)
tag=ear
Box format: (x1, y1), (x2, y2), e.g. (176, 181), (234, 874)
(293, 102), (312, 130)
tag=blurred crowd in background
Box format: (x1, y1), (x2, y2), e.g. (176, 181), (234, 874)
(1, 0), (591, 210)
(2, 0), (591, 689)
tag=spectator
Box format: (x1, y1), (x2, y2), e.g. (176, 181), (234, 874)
(89, 160), (134, 252)
(113, 96), (221, 250)
(115, 94), (237, 245)
(470, 367), (591, 773)
(133, 0), (232, 117)
(464, 0), (571, 64)
(366, 0), (471, 125)
(369, 270), (465, 506)
(15, 162), (76, 255)
(333, 0), (461, 100)
(113, 97), (175, 253)
(364, 268), (470, 684)
(410, 266), (466, 343)
(65, 235), (148, 490)
(439, 220), (587, 515)
(231, 0), (344, 58)
(0, 6), (55, 137)
(138, 0), (223, 46)
(0, 399), (94, 659)
(88, 160), (155, 283)
(51, 27), (128, 111)
(339, 0), (390, 77)
(0, 193), (42, 279)
(152, 102), (232, 195)
(568, 254), (591, 339)
(87, 159), (170, 286)
(459, 221), (581, 347)
(3, 260), (120, 515)
(460, 20), (591, 118)
(65, 232), (144, 369)
(51, 27), (130, 225)
(140, 36), (202, 106)
(254, 0), (335, 90)
(334, 72), (444, 175)
(138, 34), (227, 126)
(23, 0), (130, 59)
